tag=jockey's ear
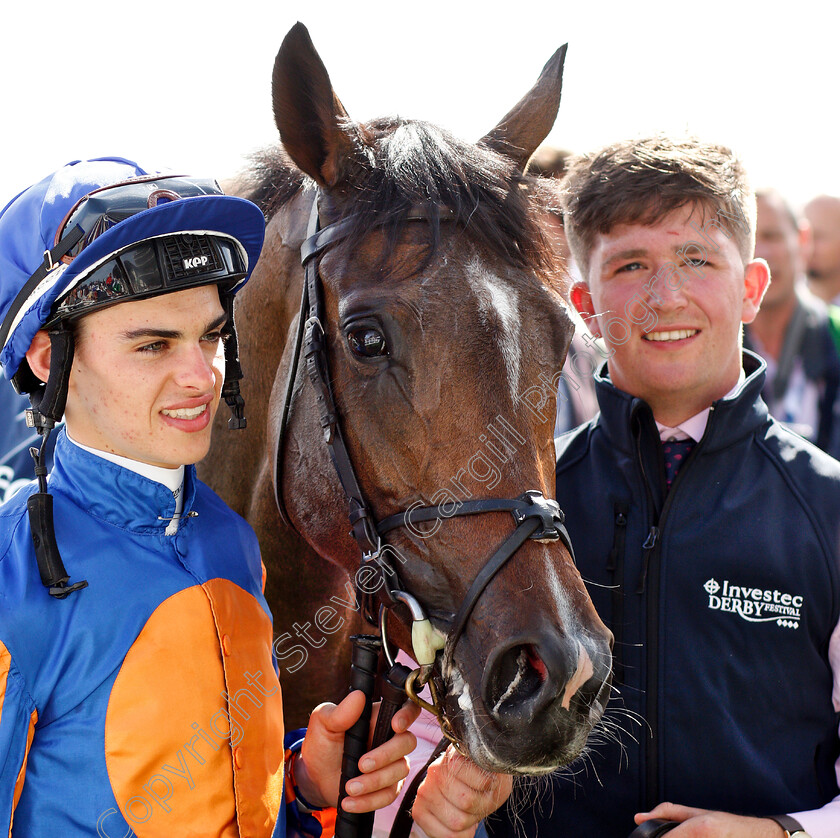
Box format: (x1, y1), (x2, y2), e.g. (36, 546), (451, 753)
(25, 330), (52, 385)
(571, 283), (601, 340)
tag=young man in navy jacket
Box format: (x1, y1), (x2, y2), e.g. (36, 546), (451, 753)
(485, 137), (840, 838)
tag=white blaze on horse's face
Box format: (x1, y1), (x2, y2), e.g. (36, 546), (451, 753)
(468, 257), (522, 402)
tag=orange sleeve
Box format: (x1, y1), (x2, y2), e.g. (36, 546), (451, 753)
(0, 639), (38, 837)
(284, 748), (337, 838)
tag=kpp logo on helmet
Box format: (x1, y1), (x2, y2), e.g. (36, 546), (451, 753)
(183, 255), (210, 270)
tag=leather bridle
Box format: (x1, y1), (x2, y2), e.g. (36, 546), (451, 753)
(274, 193), (575, 725)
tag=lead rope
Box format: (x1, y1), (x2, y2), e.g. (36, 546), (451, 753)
(333, 631), (447, 838)
(388, 738), (449, 838)
(335, 636), (382, 838)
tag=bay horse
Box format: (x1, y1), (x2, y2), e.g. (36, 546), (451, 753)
(200, 22), (613, 774)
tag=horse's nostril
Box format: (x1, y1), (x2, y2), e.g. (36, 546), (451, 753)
(487, 643), (548, 719)
(525, 644), (548, 679)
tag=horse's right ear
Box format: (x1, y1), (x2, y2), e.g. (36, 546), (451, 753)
(272, 23), (366, 187)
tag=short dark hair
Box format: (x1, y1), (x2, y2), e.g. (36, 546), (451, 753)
(562, 136), (756, 276)
(528, 146), (574, 179)
(755, 187), (800, 234)
(527, 147), (574, 223)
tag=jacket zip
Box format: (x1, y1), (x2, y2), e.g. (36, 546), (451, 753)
(637, 526), (659, 594)
(635, 408), (709, 811)
(607, 503), (629, 684)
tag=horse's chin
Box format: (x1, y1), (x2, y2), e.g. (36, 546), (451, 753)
(442, 666), (610, 774)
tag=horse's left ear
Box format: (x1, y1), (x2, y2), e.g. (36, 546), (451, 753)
(480, 44), (568, 171)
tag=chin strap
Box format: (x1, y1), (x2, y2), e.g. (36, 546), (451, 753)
(27, 428), (88, 598)
(25, 330), (88, 599)
(27, 330), (74, 432)
(221, 292), (247, 430)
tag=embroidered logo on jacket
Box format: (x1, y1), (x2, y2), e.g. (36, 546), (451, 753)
(704, 579), (802, 629)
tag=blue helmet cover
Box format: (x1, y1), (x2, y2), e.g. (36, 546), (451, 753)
(0, 157), (265, 381)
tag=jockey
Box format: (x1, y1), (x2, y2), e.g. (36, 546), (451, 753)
(0, 158), (419, 837)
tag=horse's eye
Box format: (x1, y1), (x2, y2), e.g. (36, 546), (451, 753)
(348, 327), (388, 358)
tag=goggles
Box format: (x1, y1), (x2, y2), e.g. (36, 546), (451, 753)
(54, 175), (227, 259)
(45, 232), (247, 327)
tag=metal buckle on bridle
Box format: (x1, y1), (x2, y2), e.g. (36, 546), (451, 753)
(404, 671), (462, 751)
(511, 489), (565, 540)
(378, 592), (459, 750)
(360, 535), (402, 611)
(361, 533), (382, 566)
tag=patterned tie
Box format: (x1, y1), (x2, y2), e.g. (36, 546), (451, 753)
(662, 438), (695, 489)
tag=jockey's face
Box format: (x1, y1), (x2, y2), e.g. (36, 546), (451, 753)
(64, 285), (227, 468)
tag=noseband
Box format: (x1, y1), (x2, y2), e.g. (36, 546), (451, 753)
(274, 195), (575, 729)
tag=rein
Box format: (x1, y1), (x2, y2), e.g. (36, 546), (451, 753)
(273, 193), (575, 835)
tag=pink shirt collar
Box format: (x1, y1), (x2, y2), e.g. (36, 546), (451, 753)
(655, 368), (746, 443)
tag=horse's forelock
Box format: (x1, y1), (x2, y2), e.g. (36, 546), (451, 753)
(248, 118), (561, 284)
(348, 118), (557, 278)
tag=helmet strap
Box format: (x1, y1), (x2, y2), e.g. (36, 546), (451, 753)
(26, 329), (74, 433)
(0, 226), (84, 356)
(26, 330), (88, 598)
(221, 295), (246, 430)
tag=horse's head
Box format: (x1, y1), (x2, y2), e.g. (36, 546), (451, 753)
(268, 23), (612, 774)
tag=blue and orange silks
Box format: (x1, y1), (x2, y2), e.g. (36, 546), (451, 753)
(0, 430), (328, 837)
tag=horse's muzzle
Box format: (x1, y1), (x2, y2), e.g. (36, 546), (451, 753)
(450, 628), (613, 772)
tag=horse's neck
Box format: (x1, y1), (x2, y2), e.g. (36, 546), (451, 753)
(207, 189), (312, 498)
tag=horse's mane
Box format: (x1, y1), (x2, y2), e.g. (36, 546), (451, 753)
(245, 117), (562, 282)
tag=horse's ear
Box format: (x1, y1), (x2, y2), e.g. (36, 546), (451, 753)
(480, 44), (568, 171)
(272, 22), (365, 187)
